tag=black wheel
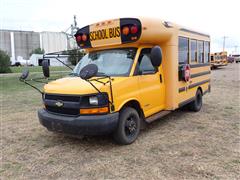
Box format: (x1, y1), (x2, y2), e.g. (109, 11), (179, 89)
(113, 107), (140, 145)
(188, 89), (202, 112)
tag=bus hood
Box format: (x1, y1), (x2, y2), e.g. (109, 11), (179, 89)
(44, 77), (111, 95)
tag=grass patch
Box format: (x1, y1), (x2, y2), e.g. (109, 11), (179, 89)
(0, 72), (69, 94)
(10, 66), (72, 73)
(232, 159), (240, 164)
(0, 74), (30, 93)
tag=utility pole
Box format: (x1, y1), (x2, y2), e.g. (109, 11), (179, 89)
(71, 15), (78, 35)
(62, 15), (79, 50)
(223, 36), (228, 52)
(234, 45), (239, 55)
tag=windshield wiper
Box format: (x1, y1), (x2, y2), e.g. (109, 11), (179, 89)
(96, 72), (108, 77)
(69, 72), (79, 76)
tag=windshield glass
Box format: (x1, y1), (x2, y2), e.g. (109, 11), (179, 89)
(72, 48), (137, 76)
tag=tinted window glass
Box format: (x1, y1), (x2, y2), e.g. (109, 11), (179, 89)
(191, 40), (197, 62)
(178, 37), (189, 64)
(204, 41), (210, 63)
(138, 49), (155, 74)
(198, 41), (204, 63)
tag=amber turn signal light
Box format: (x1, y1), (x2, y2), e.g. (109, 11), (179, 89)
(80, 107), (109, 114)
(122, 26), (130, 35)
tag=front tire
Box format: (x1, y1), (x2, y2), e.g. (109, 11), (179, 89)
(113, 107), (140, 145)
(188, 89), (202, 112)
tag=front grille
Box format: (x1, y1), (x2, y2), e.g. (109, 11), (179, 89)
(44, 94), (81, 116)
(45, 94), (81, 102)
(46, 105), (79, 116)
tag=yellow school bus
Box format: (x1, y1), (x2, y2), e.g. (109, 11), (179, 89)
(210, 51), (228, 69)
(220, 51), (228, 65)
(38, 17), (211, 144)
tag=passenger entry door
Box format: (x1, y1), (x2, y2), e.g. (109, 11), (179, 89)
(136, 48), (165, 117)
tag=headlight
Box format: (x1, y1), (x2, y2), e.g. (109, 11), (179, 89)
(89, 96), (98, 105)
(84, 93), (108, 107)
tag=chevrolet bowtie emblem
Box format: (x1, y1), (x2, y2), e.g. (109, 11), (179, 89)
(55, 101), (64, 107)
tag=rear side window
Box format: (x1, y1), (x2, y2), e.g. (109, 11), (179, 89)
(204, 41), (210, 63)
(198, 41), (204, 63)
(178, 37), (189, 64)
(190, 40), (197, 62)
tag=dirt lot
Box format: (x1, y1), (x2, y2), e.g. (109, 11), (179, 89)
(0, 64), (239, 179)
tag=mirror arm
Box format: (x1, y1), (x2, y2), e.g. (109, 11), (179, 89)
(19, 79), (43, 94)
(91, 79), (107, 85)
(109, 77), (115, 111)
(55, 57), (73, 70)
(86, 78), (115, 110)
(31, 79), (46, 84)
(30, 78), (48, 84)
(86, 79), (102, 94)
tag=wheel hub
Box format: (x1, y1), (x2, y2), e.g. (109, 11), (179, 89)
(125, 117), (137, 135)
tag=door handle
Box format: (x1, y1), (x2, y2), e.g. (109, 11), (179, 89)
(160, 74), (162, 83)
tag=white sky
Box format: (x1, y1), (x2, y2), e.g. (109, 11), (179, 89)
(0, 0), (240, 54)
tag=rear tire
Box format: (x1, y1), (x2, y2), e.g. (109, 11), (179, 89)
(188, 89), (202, 112)
(113, 107), (140, 145)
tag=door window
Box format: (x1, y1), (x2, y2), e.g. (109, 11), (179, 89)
(136, 48), (156, 75)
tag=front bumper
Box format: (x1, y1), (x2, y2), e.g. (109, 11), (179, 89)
(38, 109), (119, 135)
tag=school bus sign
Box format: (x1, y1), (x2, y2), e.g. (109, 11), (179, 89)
(89, 19), (121, 47)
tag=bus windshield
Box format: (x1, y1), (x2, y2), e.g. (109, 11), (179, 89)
(72, 48), (137, 77)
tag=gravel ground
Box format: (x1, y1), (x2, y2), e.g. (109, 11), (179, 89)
(1, 63), (239, 179)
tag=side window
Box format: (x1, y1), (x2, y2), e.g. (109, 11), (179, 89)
(204, 41), (210, 63)
(137, 48), (156, 75)
(178, 37), (189, 64)
(190, 40), (197, 63)
(197, 40), (204, 63)
(211, 55), (214, 61)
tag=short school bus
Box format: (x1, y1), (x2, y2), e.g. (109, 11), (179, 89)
(210, 51), (228, 69)
(38, 17), (211, 144)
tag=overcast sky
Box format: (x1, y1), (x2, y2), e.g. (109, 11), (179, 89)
(0, 0), (239, 54)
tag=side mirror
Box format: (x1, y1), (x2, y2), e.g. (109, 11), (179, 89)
(19, 69), (29, 80)
(42, 60), (50, 78)
(80, 64), (98, 80)
(150, 46), (162, 67)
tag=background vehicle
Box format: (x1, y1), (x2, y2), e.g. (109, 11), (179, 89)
(227, 56), (234, 63)
(232, 54), (240, 63)
(211, 51), (228, 69)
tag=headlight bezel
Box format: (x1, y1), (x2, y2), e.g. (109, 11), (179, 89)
(80, 92), (109, 108)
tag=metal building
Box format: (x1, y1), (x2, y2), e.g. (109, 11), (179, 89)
(14, 31), (40, 59)
(0, 29), (70, 65)
(0, 30), (11, 56)
(40, 32), (68, 54)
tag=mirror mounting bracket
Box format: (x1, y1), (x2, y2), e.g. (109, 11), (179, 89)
(19, 78), (43, 94)
(86, 77), (115, 111)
